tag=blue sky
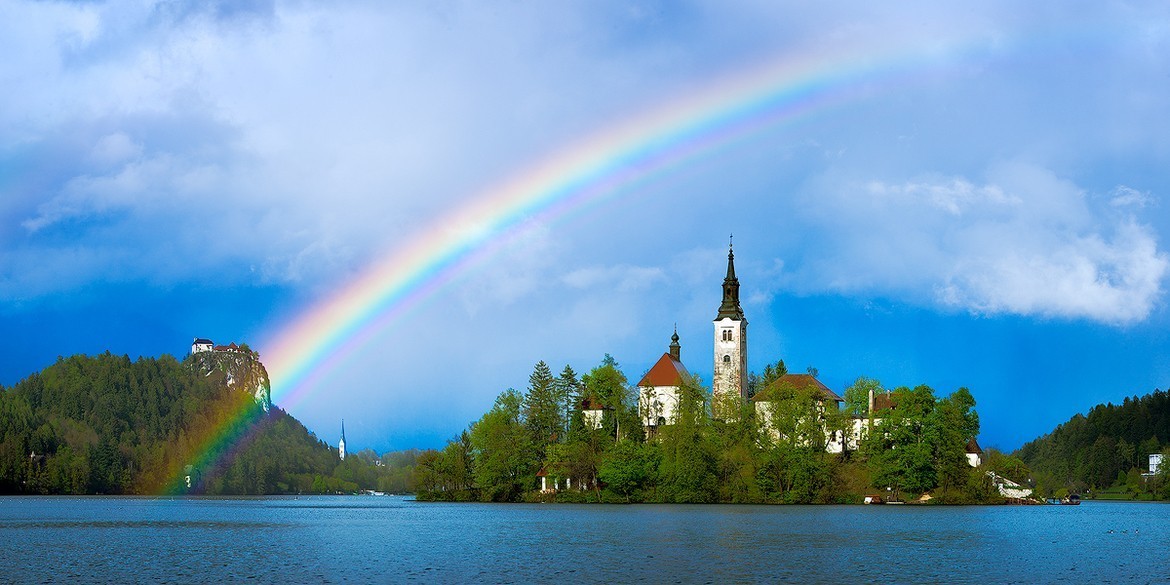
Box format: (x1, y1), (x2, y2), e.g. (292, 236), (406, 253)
(3, 1), (1170, 454)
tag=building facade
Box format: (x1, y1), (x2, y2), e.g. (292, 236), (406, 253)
(638, 329), (689, 430)
(712, 243), (747, 419)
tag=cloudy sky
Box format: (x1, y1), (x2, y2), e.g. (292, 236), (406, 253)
(3, 0), (1170, 453)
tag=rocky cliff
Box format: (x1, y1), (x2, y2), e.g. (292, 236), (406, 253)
(186, 344), (272, 412)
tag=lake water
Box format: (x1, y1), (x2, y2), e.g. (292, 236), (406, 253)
(1, 496), (1166, 583)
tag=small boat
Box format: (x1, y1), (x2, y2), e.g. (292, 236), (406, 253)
(863, 495), (884, 505)
(1047, 494), (1081, 505)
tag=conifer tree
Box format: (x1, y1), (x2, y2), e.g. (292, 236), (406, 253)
(554, 365), (580, 437)
(523, 361), (560, 460)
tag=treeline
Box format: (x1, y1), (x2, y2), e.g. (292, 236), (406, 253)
(414, 356), (999, 504)
(0, 352), (390, 495)
(1016, 389), (1170, 499)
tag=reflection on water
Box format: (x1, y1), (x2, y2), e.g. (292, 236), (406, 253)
(1, 496), (1166, 583)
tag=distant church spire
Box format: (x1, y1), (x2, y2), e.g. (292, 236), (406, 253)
(716, 240), (744, 321)
(338, 420), (347, 461)
(669, 326), (681, 361)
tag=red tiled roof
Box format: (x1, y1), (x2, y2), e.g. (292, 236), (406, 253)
(966, 438), (982, 454)
(580, 397), (610, 411)
(752, 374), (843, 403)
(637, 353), (689, 388)
(872, 393), (897, 411)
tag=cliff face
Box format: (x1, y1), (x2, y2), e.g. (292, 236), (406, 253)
(187, 345), (272, 412)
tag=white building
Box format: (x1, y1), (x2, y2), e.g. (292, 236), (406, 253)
(338, 420), (347, 461)
(581, 397), (609, 430)
(712, 243), (747, 420)
(191, 338), (214, 354)
(752, 373), (847, 451)
(638, 329), (689, 431)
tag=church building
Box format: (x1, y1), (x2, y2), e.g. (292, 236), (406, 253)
(637, 328), (689, 431)
(638, 241), (748, 424)
(712, 243), (748, 419)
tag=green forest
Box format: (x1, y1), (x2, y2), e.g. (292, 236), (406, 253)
(414, 356), (1009, 504)
(8, 350), (1165, 502)
(0, 352), (412, 495)
(1016, 389), (1170, 500)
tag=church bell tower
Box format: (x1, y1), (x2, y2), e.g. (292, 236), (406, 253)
(712, 239), (747, 418)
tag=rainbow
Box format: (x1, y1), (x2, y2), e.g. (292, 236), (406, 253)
(167, 37), (982, 490)
(261, 43), (971, 407)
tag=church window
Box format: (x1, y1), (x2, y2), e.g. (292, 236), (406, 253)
(723, 354), (731, 363)
(721, 329), (733, 342)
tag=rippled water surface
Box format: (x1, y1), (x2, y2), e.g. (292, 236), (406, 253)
(1, 496), (1167, 583)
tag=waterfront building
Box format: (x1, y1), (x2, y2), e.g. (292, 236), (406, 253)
(637, 328), (689, 432)
(581, 397), (609, 430)
(712, 242), (748, 419)
(752, 373), (848, 451)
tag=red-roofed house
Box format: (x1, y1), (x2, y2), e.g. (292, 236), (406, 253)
(752, 373), (849, 452)
(637, 330), (690, 430)
(580, 396), (611, 430)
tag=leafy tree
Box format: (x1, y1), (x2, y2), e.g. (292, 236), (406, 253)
(469, 389), (534, 502)
(756, 381), (838, 503)
(581, 355), (638, 442)
(864, 385), (938, 498)
(655, 377), (718, 503)
(843, 377), (883, 418)
(930, 387), (979, 498)
(599, 441), (657, 502)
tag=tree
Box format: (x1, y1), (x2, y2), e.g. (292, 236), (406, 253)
(412, 450), (442, 496)
(655, 377), (717, 503)
(756, 380), (838, 503)
(523, 361), (561, 461)
(747, 360), (787, 399)
(599, 441), (656, 502)
(983, 449), (1030, 484)
(863, 385), (938, 498)
(930, 387), (979, 499)
(843, 377), (883, 418)
(554, 365), (580, 437)
(581, 355), (638, 442)
(469, 389), (534, 502)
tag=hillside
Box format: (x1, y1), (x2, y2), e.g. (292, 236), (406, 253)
(0, 351), (381, 495)
(1015, 388), (1170, 497)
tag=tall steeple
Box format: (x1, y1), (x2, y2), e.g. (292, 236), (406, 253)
(669, 326), (681, 361)
(712, 236), (747, 419)
(716, 238), (744, 321)
(338, 420), (347, 461)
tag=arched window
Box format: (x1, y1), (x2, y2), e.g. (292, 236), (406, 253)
(657, 416), (666, 427)
(723, 354), (731, 363)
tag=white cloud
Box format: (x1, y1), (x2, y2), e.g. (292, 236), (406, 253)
(562, 265), (666, 291)
(1110, 185), (1155, 209)
(796, 162), (1169, 324)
